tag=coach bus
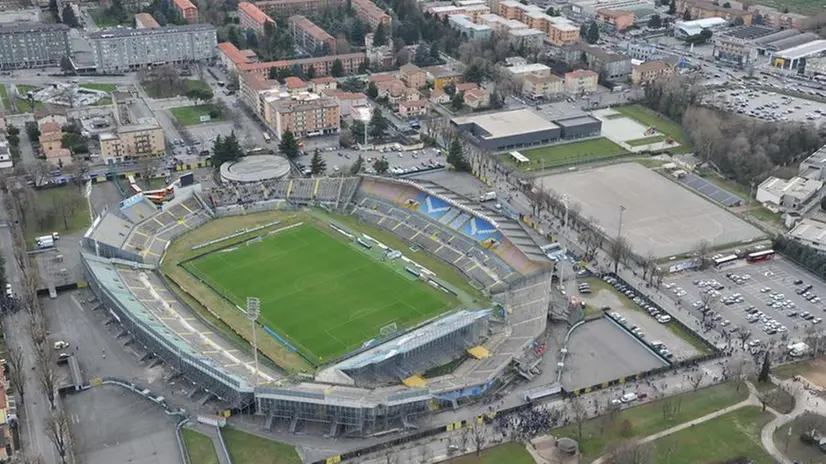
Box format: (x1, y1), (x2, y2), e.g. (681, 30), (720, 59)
(713, 254), (739, 268)
(747, 249), (775, 263)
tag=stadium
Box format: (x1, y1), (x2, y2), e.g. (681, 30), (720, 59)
(80, 173), (556, 436)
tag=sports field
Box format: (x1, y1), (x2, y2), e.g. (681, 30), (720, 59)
(184, 224), (456, 363)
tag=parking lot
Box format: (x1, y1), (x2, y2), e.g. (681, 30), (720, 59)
(704, 87), (826, 126)
(664, 256), (826, 350)
(293, 145), (447, 176)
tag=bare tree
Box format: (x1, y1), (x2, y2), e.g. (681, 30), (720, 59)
(757, 387), (779, 412)
(661, 397), (677, 421)
(416, 442), (432, 463)
(689, 372), (704, 391)
(737, 326), (752, 348)
(641, 253), (656, 281)
(44, 409), (70, 464)
(570, 396), (588, 440)
(6, 344), (26, 404)
(580, 226), (604, 261)
(471, 425), (488, 456)
(608, 237), (633, 274)
(607, 439), (651, 464)
(35, 348), (56, 409)
(726, 356), (751, 392)
(28, 312), (48, 348)
(15, 454), (45, 464)
(693, 240), (712, 270)
(460, 426), (470, 452)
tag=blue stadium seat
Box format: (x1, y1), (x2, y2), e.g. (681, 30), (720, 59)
(417, 195), (452, 220)
(461, 217), (503, 242)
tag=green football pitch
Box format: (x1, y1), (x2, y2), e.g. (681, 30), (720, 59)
(183, 224), (456, 363)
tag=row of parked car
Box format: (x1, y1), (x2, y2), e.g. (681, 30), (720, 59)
(604, 276), (673, 324)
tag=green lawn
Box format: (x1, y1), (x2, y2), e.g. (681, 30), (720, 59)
(450, 443), (535, 464)
(613, 105), (691, 149)
(648, 406), (774, 464)
(93, 97), (113, 107)
(555, 382), (749, 461)
(626, 135), (667, 147)
(16, 84), (41, 95)
(24, 187), (90, 246)
(89, 8), (133, 27)
(513, 138), (628, 170)
(182, 429), (219, 464)
(184, 223), (457, 362)
(169, 104), (223, 126)
(81, 83), (117, 92)
(773, 357), (825, 380)
(773, 412), (826, 464)
(0, 85), (13, 114)
(223, 427), (302, 464)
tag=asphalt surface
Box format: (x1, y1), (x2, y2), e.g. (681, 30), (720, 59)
(704, 87), (826, 127)
(561, 318), (665, 389)
(665, 258), (826, 346)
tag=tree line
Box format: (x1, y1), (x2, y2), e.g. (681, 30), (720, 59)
(642, 77), (826, 186)
(774, 235), (826, 282)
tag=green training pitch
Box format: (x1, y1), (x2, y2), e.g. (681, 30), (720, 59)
(184, 224), (457, 363)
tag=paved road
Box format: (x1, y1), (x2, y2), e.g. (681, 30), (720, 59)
(0, 192), (57, 464)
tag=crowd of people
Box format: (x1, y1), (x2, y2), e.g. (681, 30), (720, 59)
(491, 407), (557, 441)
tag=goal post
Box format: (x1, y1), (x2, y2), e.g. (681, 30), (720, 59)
(379, 322), (398, 337)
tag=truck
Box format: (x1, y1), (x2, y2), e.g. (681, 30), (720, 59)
(36, 238), (54, 249)
(479, 191), (496, 202)
(788, 341), (809, 357)
(35, 232), (59, 243)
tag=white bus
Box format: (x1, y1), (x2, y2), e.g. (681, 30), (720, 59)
(262, 132), (271, 143)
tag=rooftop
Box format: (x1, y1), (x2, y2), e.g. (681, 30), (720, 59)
(566, 69), (598, 78)
(507, 63), (552, 74)
(284, 76), (307, 89)
(569, 43), (629, 63)
(0, 22), (69, 33)
(759, 175), (823, 201)
(789, 219), (826, 245)
(769, 33), (821, 53)
(89, 24), (215, 39)
(754, 28), (801, 45)
(554, 115), (601, 127)
(452, 108), (559, 139)
(134, 13), (161, 28)
(288, 15), (334, 41)
(635, 59), (676, 72)
(509, 27), (545, 37)
(776, 40), (826, 60)
(722, 24), (775, 40)
(218, 42), (252, 66)
(239, 2), (274, 25)
(400, 63), (424, 75)
(173, 0), (197, 10)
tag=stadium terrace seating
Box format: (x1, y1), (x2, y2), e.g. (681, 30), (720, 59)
(461, 217), (503, 242)
(123, 195), (208, 264)
(417, 194), (452, 221)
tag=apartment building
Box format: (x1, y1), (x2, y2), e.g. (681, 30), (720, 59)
(563, 43), (632, 81)
(271, 92), (340, 138)
(310, 76), (337, 93)
(254, 0), (343, 17)
(509, 28), (546, 49)
(595, 9), (634, 31)
(89, 25), (216, 73)
(631, 59), (676, 84)
(0, 23), (71, 70)
(676, 0), (752, 24)
(134, 13), (161, 29)
(288, 15), (336, 54)
(712, 34), (758, 67)
(463, 88), (489, 108)
(398, 99), (428, 118)
(237, 52), (366, 77)
(323, 90), (366, 114)
(173, 0), (199, 23)
(478, 14), (528, 33)
(448, 15), (493, 41)
(218, 42), (258, 74)
(422, 65), (463, 89)
(99, 123), (166, 163)
(749, 5), (807, 30)
(399, 63), (426, 89)
(285, 76), (309, 92)
(239, 2), (274, 37)
(496, 0), (579, 45)
(521, 73), (563, 100)
(350, 0), (391, 28)
(564, 69), (598, 94)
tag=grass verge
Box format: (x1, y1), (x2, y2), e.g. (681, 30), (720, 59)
(512, 138), (628, 171)
(648, 406), (774, 463)
(626, 135), (667, 147)
(222, 427), (302, 464)
(773, 412), (826, 463)
(449, 442), (535, 464)
(182, 429), (219, 464)
(555, 382), (749, 461)
(613, 105), (691, 150)
(81, 83), (117, 92)
(169, 104), (223, 126)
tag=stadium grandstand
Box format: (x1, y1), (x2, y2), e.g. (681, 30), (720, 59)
(80, 174), (558, 436)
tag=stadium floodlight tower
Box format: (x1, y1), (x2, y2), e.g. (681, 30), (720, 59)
(246, 297), (261, 386)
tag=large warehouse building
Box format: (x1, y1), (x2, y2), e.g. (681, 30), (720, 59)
(451, 109), (602, 151)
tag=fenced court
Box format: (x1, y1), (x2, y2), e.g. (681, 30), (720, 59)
(183, 223), (458, 363)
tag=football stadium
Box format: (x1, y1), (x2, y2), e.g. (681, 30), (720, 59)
(80, 174), (556, 436)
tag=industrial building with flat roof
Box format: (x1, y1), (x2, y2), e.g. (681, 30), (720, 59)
(772, 40), (826, 73)
(789, 219), (826, 252)
(674, 17), (727, 38)
(756, 175), (823, 211)
(451, 109), (561, 151)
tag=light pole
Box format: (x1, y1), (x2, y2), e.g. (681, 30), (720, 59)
(246, 297), (260, 387)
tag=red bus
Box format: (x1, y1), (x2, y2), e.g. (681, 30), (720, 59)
(747, 250), (775, 263)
